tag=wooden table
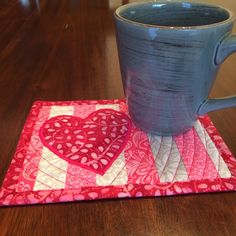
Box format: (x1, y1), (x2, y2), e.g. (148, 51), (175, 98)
(0, 0), (235, 235)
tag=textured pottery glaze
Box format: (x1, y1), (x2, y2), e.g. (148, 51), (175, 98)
(114, 1), (236, 136)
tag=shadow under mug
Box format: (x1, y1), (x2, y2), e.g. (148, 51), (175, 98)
(114, 1), (236, 136)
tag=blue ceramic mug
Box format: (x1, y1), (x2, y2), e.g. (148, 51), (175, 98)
(114, 1), (236, 135)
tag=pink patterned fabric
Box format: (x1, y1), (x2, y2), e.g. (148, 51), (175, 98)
(0, 99), (235, 206)
(124, 127), (159, 185)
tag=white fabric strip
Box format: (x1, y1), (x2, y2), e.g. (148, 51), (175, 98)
(95, 104), (119, 111)
(49, 106), (75, 118)
(148, 135), (188, 183)
(33, 149), (68, 190)
(194, 121), (231, 178)
(34, 106), (74, 190)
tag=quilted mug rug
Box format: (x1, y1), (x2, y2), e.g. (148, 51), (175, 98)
(0, 99), (236, 206)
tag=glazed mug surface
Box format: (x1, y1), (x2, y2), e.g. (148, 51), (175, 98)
(114, 1), (236, 135)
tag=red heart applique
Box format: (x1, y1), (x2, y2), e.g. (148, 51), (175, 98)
(39, 109), (131, 175)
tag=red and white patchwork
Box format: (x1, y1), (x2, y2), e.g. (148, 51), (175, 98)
(0, 99), (236, 206)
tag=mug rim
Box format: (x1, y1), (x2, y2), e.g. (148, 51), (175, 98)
(114, 1), (235, 30)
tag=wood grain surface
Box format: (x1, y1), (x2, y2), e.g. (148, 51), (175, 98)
(0, 0), (235, 235)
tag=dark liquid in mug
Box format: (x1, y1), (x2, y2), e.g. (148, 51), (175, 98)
(119, 2), (230, 27)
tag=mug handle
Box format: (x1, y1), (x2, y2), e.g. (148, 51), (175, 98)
(197, 35), (236, 115)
